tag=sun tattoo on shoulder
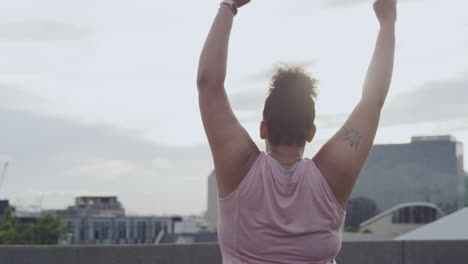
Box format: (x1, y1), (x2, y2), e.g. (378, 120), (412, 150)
(341, 127), (362, 150)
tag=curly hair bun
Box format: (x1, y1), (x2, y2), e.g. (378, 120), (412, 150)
(263, 65), (318, 147)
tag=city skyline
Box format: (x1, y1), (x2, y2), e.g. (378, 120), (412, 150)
(0, 0), (467, 215)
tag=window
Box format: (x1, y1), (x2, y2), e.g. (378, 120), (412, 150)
(102, 222), (110, 240)
(137, 221), (147, 242)
(118, 222), (126, 240)
(93, 222), (100, 240)
(392, 206), (438, 224)
(154, 222), (161, 234)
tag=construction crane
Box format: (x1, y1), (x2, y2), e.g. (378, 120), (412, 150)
(0, 162), (9, 197)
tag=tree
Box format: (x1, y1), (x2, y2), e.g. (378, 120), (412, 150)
(344, 197), (380, 229)
(33, 214), (63, 245)
(0, 208), (63, 245)
(344, 226), (359, 232)
(0, 208), (21, 244)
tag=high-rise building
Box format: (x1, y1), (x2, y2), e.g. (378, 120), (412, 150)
(205, 171), (218, 230)
(465, 172), (468, 207)
(351, 135), (465, 215)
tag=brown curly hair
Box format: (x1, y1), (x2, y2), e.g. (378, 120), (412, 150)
(262, 66), (318, 147)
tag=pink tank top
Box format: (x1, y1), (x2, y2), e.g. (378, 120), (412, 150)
(218, 152), (346, 264)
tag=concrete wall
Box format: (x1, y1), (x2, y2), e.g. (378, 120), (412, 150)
(1, 241), (467, 264)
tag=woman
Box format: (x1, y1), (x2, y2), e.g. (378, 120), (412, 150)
(197, 0), (397, 263)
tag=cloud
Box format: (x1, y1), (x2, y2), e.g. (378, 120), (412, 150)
(307, 77), (468, 131)
(381, 77), (468, 126)
(237, 60), (317, 84)
(320, 0), (370, 8)
(1, 83), (46, 110)
(316, 114), (348, 128)
(0, 20), (93, 41)
(318, 0), (427, 9)
(230, 61), (318, 112)
(230, 91), (349, 129)
(230, 90), (266, 112)
(0, 106), (213, 215)
(232, 75), (468, 134)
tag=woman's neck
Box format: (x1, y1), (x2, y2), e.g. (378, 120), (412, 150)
(266, 144), (304, 170)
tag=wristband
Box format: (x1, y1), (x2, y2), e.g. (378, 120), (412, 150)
(220, 0), (238, 15)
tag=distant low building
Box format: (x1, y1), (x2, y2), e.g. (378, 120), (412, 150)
(41, 209), (68, 218)
(0, 200), (38, 225)
(205, 171), (218, 230)
(48, 195), (184, 245)
(62, 216), (176, 245)
(396, 207), (468, 240)
(359, 202), (445, 237)
(66, 196), (125, 218)
(0, 200), (11, 217)
(174, 217), (210, 234)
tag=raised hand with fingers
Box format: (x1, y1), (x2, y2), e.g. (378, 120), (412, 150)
(374, 0), (397, 26)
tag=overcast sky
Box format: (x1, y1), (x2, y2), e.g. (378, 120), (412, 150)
(0, 0), (467, 216)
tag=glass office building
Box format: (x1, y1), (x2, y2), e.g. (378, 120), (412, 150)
(352, 135), (465, 214)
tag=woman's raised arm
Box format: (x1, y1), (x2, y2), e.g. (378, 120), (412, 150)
(197, 0), (259, 199)
(313, 0), (397, 209)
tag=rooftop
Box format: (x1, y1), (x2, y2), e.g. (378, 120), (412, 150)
(396, 207), (468, 240)
(411, 135), (457, 143)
